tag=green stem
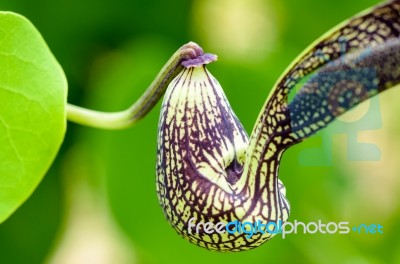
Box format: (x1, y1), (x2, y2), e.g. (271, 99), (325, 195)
(67, 42), (214, 130)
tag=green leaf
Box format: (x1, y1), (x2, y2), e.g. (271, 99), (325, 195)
(0, 12), (67, 223)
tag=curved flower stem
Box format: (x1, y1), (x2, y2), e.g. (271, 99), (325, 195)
(66, 42), (217, 130)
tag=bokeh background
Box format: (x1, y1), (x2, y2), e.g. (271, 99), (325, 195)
(1, 0), (400, 263)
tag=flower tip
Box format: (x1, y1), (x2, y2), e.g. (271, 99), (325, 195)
(182, 53), (218, 68)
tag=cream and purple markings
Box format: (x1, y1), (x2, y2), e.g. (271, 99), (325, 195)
(156, 0), (400, 251)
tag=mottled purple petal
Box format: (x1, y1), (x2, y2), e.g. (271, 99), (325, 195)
(182, 53), (218, 68)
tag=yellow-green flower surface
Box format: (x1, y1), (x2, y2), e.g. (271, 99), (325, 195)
(156, 0), (400, 251)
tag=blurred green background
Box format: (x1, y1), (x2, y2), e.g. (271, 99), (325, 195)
(1, 0), (400, 263)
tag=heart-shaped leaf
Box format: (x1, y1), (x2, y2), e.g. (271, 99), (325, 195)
(0, 12), (67, 223)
